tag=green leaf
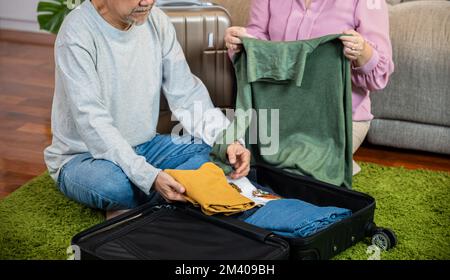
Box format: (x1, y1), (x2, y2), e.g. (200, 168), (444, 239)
(37, 0), (85, 34)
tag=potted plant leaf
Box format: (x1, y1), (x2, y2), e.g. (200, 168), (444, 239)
(37, 0), (85, 34)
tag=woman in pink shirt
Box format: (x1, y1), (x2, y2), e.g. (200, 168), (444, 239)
(225, 0), (394, 175)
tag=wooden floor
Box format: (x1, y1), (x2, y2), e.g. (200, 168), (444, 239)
(0, 34), (55, 199)
(0, 32), (449, 199)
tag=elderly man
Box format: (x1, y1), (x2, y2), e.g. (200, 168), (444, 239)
(44, 0), (250, 218)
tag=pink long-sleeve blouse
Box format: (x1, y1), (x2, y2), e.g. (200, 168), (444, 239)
(245, 0), (394, 121)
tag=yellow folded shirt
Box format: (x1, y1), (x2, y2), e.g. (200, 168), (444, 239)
(164, 162), (256, 215)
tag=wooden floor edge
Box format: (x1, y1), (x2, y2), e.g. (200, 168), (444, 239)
(0, 29), (56, 46)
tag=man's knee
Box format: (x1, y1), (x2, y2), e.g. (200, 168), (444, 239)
(100, 173), (138, 209)
(59, 155), (142, 210)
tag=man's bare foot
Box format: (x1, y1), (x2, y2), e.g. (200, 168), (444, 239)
(106, 209), (131, 220)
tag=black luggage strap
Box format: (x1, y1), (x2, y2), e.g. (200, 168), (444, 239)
(179, 205), (275, 243)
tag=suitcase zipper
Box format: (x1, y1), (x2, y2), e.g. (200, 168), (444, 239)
(77, 213), (143, 242)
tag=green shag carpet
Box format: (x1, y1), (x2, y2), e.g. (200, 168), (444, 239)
(0, 162), (449, 260)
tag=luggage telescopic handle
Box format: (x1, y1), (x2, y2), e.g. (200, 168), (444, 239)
(156, 0), (213, 7)
(208, 32), (214, 48)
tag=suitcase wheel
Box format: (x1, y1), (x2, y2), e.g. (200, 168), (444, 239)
(371, 227), (397, 251)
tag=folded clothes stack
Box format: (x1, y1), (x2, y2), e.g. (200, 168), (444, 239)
(164, 162), (256, 215)
(166, 162), (352, 237)
(244, 199), (352, 238)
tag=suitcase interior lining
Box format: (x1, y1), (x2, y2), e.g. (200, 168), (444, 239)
(76, 206), (289, 260)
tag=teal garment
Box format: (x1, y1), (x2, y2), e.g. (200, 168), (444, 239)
(210, 35), (353, 188)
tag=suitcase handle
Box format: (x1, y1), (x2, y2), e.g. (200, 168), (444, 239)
(156, 0), (213, 7)
(181, 205), (274, 242)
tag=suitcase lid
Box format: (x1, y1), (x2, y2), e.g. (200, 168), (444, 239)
(156, 1), (232, 19)
(156, 0), (213, 7)
(72, 204), (289, 260)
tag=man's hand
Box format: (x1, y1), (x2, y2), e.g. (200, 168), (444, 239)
(227, 141), (251, 179)
(153, 171), (187, 203)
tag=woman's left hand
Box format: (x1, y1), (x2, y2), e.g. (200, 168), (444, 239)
(339, 30), (373, 67)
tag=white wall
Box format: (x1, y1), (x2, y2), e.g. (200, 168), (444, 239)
(0, 0), (43, 32)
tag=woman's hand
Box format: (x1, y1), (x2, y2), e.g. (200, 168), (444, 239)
(224, 26), (255, 53)
(339, 30), (373, 67)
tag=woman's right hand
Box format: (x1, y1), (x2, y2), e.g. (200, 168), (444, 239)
(224, 26), (255, 53)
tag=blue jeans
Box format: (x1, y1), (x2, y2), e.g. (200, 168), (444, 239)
(57, 134), (211, 211)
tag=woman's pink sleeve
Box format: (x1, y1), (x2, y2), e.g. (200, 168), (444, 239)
(351, 0), (395, 92)
(246, 0), (271, 40)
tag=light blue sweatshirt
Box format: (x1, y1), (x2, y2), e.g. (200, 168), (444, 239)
(44, 1), (230, 195)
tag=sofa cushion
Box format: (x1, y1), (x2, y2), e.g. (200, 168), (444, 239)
(387, 0), (403, 4)
(371, 1), (450, 126)
(369, 119), (450, 154)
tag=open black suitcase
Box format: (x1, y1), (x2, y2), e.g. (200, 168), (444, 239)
(72, 163), (396, 260)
